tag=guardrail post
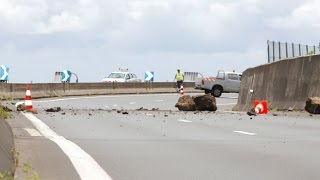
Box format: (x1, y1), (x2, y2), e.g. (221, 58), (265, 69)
(306, 45), (309, 54)
(272, 41), (275, 62)
(314, 46), (316, 54)
(299, 44), (301, 56)
(292, 43), (295, 57)
(267, 40), (270, 63)
(278, 41), (281, 60)
(285, 42), (288, 58)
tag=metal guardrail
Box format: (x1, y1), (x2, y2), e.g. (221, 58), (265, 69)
(267, 40), (320, 63)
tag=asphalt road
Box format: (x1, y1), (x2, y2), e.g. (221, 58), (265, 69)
(11, 93), (320, 180)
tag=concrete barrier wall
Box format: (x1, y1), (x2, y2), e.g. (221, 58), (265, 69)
(236, 54), (320, 111)
(0, 82), (197, 99)
(0, 119), (14, 174)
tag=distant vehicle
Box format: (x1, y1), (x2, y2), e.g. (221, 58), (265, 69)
(102, 70), (142, 83)
(199, 70), (242, 97)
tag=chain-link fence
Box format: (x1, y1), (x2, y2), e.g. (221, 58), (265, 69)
(267, 40), (320, 63)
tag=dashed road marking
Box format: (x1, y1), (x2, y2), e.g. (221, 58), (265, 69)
(22, 112), (112, 180)
(129, 102), (136, 105)
(178, 119), (193, 123)
(24, 128), (42, 137)
(216, 103), (237, 106)
(234, 131), (257, 136)
(155, 100), (164, 102)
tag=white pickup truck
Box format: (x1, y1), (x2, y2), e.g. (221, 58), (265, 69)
(197, 70), (242, 97)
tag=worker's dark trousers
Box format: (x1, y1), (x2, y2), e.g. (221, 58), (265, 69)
(177, 81), (183, 89)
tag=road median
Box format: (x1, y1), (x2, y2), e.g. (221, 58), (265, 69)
(0, 118), (14, 177)
(0, 82), (201, 99)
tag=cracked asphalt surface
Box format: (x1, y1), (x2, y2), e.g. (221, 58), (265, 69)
(11, 93), (320, 180)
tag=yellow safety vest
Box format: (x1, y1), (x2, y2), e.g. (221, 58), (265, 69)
(176, 72), (183, 81)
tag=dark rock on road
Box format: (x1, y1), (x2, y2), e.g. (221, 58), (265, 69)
(247, 108), (257, 116)
(175, 95), (217, 111)
(193, 94), (217, 111)
(45, 107), (62, 113)
(305, 97), (320, 114)
(17, 103), (26, 111)
(175, 95), (196, 111)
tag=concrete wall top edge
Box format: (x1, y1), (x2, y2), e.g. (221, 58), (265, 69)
(243, 54), (320, 74)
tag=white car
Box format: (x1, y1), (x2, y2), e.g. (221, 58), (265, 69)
(102, 72), (142, 83)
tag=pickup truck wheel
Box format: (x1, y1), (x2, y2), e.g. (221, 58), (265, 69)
(204, 90), (210, 94)
(211, 87), (222, 97)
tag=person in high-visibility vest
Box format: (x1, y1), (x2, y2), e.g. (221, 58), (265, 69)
(174, 69), (184, 91)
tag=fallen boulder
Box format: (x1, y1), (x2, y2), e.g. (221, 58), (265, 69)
(247, 108), (257, 116)
(175, 95), (196, 111)
(193, 94), (217, 111)
(16, 103), (38, 114)
(175, 95), (217, 111)
(305, 97), (320, 114)
(17, 103), (26, 111)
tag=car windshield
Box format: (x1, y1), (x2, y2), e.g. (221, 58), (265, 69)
(107, 73), (125, 79)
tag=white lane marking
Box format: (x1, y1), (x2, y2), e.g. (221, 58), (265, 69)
(220, 97), (238, 99)
(178, 119), (193, 123)
(216, 103), (237, 106)
(22, 112), (112, 180)
(234, 131), (257, 136)
(113, 104), (118, 107)
(146, 113), (153, 116)
(105, 106), (109, 108)
(24, 128), (42, 137)
(129, 102), (136, 105)
(155, 100), (164, 102)
(33, 94), (181, 103)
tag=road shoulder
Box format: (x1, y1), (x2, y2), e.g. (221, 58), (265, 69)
(8, 112), (80, 180)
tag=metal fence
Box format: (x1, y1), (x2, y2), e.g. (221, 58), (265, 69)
(183, 72), (203, 82)
(267, 40), (320, 63)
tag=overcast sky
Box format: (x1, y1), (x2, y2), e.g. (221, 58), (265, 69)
(0, 0), (319, 82)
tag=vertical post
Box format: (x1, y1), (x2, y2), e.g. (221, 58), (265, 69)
(292, 43), (295, 57)
(267, 40), (270, 63)
(278, 41), (281, 60)
(299, 44), (301, 56)
(273, 41), (275, 62)
(285, 42), (288, 58)
(314, 46), (316, 54)
(306, 45), (309, 55)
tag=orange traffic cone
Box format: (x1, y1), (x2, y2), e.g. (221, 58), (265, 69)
(25, 85), (36, 113)
(254, 100), (268, 115)
(180, 84), (184, 96)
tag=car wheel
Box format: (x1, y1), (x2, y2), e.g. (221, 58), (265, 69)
(211, 86), (222, 97)
(204, 90), (210, 94)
